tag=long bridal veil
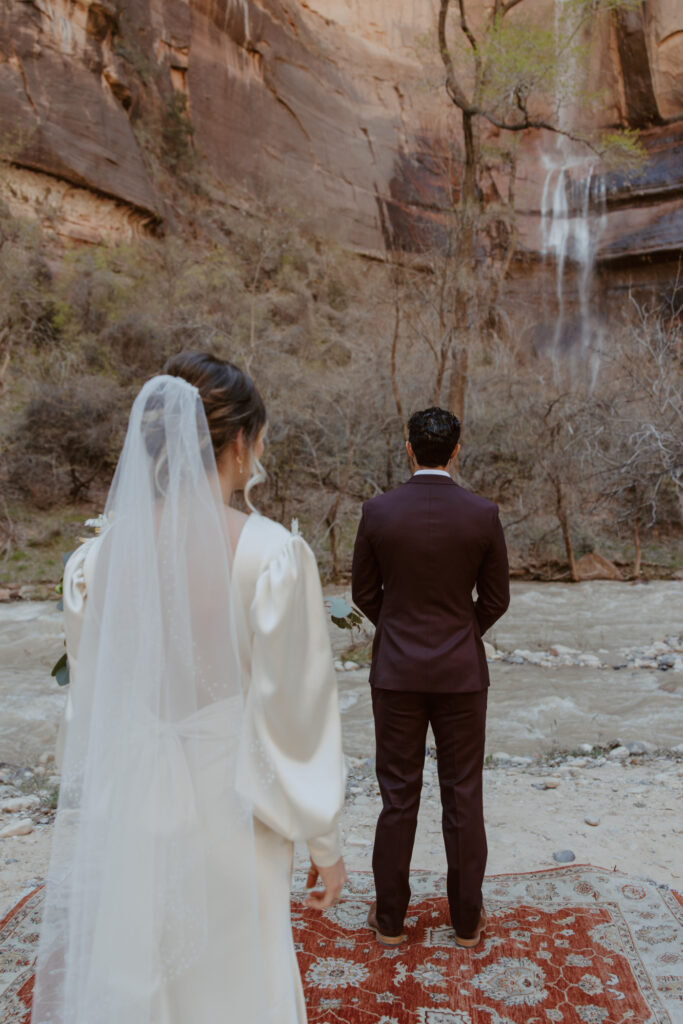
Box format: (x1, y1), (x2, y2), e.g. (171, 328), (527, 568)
(32, 376), (267, 1023)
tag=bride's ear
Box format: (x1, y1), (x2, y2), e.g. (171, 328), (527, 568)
(233, 428), (248, 465)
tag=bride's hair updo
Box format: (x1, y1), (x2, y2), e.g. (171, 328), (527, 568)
(157, 351), (267, 509)
(163, 351), (266, 459)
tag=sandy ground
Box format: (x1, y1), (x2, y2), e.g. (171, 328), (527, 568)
(295, 752), (683, 888)
(2, 750), (681, 922)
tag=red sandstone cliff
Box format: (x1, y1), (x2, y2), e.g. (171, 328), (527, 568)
(0, 1), (681, 275)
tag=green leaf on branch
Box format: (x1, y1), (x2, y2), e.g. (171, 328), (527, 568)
(328, 597), (366, 631)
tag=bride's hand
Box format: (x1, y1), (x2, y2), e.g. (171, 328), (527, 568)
(305, 856), (347, 910)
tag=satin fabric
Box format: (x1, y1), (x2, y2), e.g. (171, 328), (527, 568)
(61, 512), (345, 1023)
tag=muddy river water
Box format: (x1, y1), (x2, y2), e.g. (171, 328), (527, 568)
(1, 581), (681, 767)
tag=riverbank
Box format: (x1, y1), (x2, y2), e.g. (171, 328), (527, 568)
(2, 748), (682, 922)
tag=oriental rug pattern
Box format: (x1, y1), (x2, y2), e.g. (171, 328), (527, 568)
(1, 867), (681, 1024)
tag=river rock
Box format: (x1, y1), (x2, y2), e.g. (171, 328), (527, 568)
(0, 818), (34, 838)
(626, 741), (653, 755)
(0, 795), (40, 813)
(575, 553), (622, 581)
(584, 816), (600, 827)
(553, 849), (576, 863)
(490, 752), (513, 764)
(577, 654), (603, 668)
(577, 744), (594, 754)
(549, 644), (578, 657)
(343, 661), (359, 671)
(608, 745), (630, 760)
(0, 588), (11, 602)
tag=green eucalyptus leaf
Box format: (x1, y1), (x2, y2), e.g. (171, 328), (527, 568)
(51, 652), (70, 686)
(328, 596), (353, 619)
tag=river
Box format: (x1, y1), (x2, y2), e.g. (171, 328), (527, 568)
(0, 581), (681, 766)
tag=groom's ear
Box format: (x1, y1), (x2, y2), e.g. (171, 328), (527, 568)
(406, 440), (415, 465)
(449, 444), (461, 463)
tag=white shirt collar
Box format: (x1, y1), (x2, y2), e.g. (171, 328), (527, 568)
(413, 469), (451, 478)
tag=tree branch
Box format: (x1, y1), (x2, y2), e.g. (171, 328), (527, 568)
(438, 0), (474, 112)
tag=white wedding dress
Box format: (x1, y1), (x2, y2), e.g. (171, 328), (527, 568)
(34, 373), (345, 1024)
(58, 512), (345, 1024)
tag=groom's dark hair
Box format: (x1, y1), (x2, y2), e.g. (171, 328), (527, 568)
(408, 407), (461, 467)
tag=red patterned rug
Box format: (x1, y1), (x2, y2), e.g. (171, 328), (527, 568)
(2, 867), (682, 1023)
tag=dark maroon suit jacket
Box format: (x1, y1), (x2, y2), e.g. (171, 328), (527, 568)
(351, 474), (510, 693)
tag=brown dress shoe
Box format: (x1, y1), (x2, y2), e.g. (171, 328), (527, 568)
(454, 906), (487, 948)
(366, 902), (408, 947)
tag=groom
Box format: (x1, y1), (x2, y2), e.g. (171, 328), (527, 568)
(351, 407), (509, 948)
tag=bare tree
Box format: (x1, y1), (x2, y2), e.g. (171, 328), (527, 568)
(586, 305), (683, 576)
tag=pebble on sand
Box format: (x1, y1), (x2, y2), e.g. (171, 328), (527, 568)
(584, 816), (600, 827)
(608, 746), (630, 760)
(0, 818), (34, 838)
(626, 741), (653, 755)
(0, 795), (40, 814)
(553, 849), (576, 863)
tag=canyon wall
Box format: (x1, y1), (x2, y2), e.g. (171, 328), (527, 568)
(0, 0), (681, 288)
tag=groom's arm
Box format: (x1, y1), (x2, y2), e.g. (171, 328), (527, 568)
(474, 507), (510, 636)
(351, 505), (383, 626)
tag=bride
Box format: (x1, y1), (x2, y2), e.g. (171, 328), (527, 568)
(32, 352), (347, 1024)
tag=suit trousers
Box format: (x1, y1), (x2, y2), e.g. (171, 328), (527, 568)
(371, 687), (488, 938)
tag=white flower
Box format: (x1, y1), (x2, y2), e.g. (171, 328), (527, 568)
(85, 513), (108, 533)
(393, 962), (408, 985)
(470, 957), (548, 1007)
(566, 954), (593, 967)
(306, 957), (369, 989)
(416, 1010), (472, 1023)
(578, 975), (604, 995)
(412, 962), (448, 987)
(323, 900), (373, 930)
(577, 1006), (609, 1023)
(589, 923), (624, 954)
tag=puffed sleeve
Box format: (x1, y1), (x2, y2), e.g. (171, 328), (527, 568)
(55, 537), (101, 766)
(236, 536), (346, 867)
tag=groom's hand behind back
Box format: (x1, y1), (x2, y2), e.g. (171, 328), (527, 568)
(305, 857), (347, 910)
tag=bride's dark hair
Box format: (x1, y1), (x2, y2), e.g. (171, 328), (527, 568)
(163, 351), (266, 460)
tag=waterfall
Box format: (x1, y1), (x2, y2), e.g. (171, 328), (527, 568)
(538, 1), (608, 381)
(540, 142), (607, 359)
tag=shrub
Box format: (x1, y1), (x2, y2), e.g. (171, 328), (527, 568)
(10, 377), (127, 505)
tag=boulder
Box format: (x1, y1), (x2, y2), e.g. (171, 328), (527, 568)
(575, 553), (623, 581)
